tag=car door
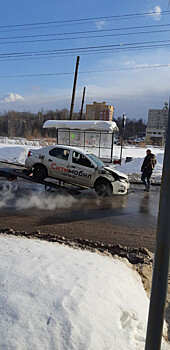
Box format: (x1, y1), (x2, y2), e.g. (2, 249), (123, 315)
(68, 150), (95, 187)
(47, 147), (70, 181)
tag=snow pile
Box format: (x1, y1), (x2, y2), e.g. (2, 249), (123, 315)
(0, 235), (169, 350)
(114, 152), (164, 182)
(112, 146), (164, 182)
(0, 137), (40, 146)
(0, 146), (29, 164)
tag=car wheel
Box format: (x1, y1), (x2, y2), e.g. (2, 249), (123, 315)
(33, 164), (47, 180)
(95, 178), (113, 196)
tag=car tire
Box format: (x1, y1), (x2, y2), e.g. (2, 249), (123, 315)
(94, 178), (113, 196)
(33, 164), (48, 180)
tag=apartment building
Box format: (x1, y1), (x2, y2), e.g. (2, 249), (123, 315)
(85, 101), (114, 121)
(145, 103), (168, 146)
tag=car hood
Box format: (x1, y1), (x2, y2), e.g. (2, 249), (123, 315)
(104, 166), (128, 180)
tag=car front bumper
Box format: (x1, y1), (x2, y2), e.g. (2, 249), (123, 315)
(111, 180), (129, 195)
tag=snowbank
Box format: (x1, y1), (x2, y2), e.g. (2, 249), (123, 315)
(0, 235), (168, 350)
(0, 146), (29, 164)
(113, 146), (164, 182)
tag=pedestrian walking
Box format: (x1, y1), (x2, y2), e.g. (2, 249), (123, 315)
(141, 149), (156, 191)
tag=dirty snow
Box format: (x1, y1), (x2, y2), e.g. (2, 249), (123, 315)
(0, 235), (169, 350)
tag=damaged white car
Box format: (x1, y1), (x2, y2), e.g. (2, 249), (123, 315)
(25, 145), (130, 195)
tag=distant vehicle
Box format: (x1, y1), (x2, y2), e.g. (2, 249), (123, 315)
(25, 145), (130, 196)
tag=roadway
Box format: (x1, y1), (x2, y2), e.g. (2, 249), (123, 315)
(0, 180), (160, 252)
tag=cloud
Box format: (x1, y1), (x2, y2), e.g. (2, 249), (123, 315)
(0, 92), (24, 103)
(124, 61), (137, 66)
(123, 61), (150, 68)
(94, 21), (106, 29)
(149, 6), (162, 20)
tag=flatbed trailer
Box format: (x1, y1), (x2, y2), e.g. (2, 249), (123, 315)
(0, 161), (81, 195)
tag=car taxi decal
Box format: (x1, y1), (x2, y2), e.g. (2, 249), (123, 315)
(51, 163), (92, 179)
(51, 164), (69, 172)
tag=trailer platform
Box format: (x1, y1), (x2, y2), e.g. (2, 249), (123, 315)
(0, 161), (81, 195)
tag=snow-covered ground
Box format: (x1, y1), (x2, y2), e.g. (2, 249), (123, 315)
(114, 145), (164, 182)
(0, 137), (164, 182)
(0, 138), (168, 349)
(0, 235), (169, 350)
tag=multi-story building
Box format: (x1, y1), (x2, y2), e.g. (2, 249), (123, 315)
(145, 103), (168, 146)
(85, 101), (114, 121)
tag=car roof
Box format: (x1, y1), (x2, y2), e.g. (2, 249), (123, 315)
(41, 145), (89, 155)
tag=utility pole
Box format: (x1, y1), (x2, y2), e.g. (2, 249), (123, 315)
(69, 56), (80, 120)
(80, 87), (86, 120)
(145, 103), (170, 350)
(119, 113), (126, 164)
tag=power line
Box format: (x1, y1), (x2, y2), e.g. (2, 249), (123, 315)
(0, 64), (169, 78)
(0, 10), (169, 27)
(0, 10), (169, 33)
(0, 38), (170, 58)
(1, 44), (170, 62)
(0, 43), (170, 61)
(1, 28), (170, 45)
(0, 22), (170, 40)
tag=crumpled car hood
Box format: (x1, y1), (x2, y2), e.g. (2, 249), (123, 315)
(104, 166), (129, 180)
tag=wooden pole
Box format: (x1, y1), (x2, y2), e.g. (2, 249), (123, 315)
(80, 87), (86, 120)
(69, 56), (80, 120)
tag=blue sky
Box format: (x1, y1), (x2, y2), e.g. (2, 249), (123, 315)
(0, 0), (169, 120)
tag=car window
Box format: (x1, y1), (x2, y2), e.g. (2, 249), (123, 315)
(72, 151), (93, 168)
(87, 154), (105, 167)
(49, 148), (70, 161)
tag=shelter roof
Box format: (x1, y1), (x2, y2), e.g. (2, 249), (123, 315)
(43, 120), (118, 132)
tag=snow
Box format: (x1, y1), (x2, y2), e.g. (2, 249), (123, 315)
(0, 146), (29, 164)
(112, 145), (164, 182)
(0, 138), (165, 181)
(43, 120), (118, 132)
(0, 138), (169, 349)
(0, 235), (169, 350)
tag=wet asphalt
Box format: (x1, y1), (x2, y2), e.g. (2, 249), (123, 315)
(0, 179), (160, 251)
(0, 180), (159, 227)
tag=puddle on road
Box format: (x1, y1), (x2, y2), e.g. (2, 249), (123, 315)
(0, 181), (159, 221)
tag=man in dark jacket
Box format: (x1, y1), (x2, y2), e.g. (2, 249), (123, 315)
(141, 149), (156, 191)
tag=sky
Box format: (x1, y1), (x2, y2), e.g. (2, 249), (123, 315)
(0, 234), (169, 350)
(0, 0), (170, 120)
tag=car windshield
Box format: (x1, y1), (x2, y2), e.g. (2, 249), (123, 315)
(87, 154), (105, 167)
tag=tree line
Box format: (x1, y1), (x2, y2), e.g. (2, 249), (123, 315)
(0, 109), (146, 139)
(114, 116), (146, 139)
(0, 109), (69, 139)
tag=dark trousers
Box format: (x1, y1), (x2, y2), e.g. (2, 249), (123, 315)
(141, 170), (152, 188)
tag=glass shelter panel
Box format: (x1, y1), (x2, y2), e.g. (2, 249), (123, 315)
(57, 129), (114, 162)
(58, 129), (69, 145)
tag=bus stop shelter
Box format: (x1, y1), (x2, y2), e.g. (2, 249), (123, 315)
(43, 120), (118, 163)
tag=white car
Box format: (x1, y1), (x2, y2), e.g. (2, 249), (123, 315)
(25, 145), (130, 196)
